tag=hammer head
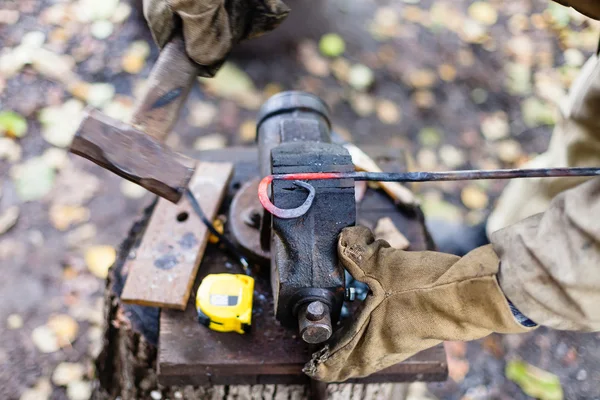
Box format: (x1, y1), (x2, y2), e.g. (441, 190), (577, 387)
(70, 108), (195, 203)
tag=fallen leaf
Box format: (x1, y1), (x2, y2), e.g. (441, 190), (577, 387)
(122, 40), (150, 74)
(10, 157), (56, 202)
(330, 58), (351, 82)
(420, 192), (463, 222)
(438, 64), (457, 82)
(52, 362), (85, 386)
(459, 20), (487, 44)
(76, 0), (120, 21)
(263, 82), (283, 98)
(49, 204), (90, 231)
(0, 206), (19, 235)
(194, 133), (227, 150)
(407, 69), (437, 89)
(439, 145), (465, 168)
(39, 99), (85, 147)
(508, 14), (529, 34)
(505, 360), (563, 400)
(468, 2), (498, 25)
(461, 185), (489, 210)
(319, 33), (345, 57)
(505, 62), (532, 95)
(0, 111), (27, 138)
(87, 326), (103, 357)
(545, 2), (570, 29)
(31, 325), (60, 353)
(47, 314), (79, 347)
(67, 381), (92, 400)
(417, 148), (438, 170)
(522, 98), (555, 127)
(41, 148), (69, 170)
(86, 83), (116, 107)
(506, 36), (534, 66)
(370, 7), (401, 39)
(120, 181), (147, 199)
(0, 137), (22, 162)
(457, 49), (475, 67)
(412, 90), (435, 108)
(200, 62), (258, 102)
(238, 120), (256, 142)
(85, 245), (116, 278)
(348, 64), (374, 91)
(32, 48), (78, 86)
(111, 3), (132, 24)
(349, 93), (375, 117)
(471, 88), (488, 104)
(7, 314), (23, 329)
(91, 20), (114, 39)
(481, 112), (509, 141)
(418, 127), (442, 147)
(496, 139), (523, 163)
(374, 217), (410, 249)
(187, 100), (217, 128)
(102, 97), (134, 122)
(20, 378), (52, 400)
(376, 100), (401, 124)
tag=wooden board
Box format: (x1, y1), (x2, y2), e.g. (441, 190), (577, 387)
(121, 161), (234, 309)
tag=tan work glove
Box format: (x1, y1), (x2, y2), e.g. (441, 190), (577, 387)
(143, 0), (290, 76)
(304, 226), (535, 382)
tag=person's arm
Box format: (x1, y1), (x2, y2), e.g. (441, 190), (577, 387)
(554, 0), (600, 19)
(143, 0), (289, 76)
(493, 177), (600, 331)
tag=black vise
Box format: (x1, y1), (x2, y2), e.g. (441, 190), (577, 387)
(256, 91), (356, 344)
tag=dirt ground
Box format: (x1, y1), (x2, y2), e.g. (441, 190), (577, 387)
(1, 0), (599, 399)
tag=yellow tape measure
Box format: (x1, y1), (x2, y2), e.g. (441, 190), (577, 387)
(195, 274), (254, 334)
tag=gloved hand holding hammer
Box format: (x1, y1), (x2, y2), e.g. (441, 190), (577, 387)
(143, 0), (290, 76)
(141, 0), (600, 384)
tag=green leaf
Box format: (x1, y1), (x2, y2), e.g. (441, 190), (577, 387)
(11, 157), (56, 202)
(319, 33), (346, 57)
(506, 360), (563, 400)
(0, 111), (27, 138)
(546, 3), (570, 28)
(521, 98), (555, 128)
(418, 127), (442, 147)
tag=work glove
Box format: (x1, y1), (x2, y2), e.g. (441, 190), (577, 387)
(143, 0), (290, 76)
(304, 226), (535, 382)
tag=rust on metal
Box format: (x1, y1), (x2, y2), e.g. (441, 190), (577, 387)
(120, 162), (233, 309)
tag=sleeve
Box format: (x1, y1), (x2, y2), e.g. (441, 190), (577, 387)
(553, 0), (600, 20)
(491, 177), (600, 331)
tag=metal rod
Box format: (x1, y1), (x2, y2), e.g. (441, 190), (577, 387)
(270, 167), (600, 183)
(259, 167), (600, 218)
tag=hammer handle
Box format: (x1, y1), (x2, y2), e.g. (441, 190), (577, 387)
(131, 36), (198, 142)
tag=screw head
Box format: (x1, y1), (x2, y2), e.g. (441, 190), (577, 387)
(306, 301), (327, 321)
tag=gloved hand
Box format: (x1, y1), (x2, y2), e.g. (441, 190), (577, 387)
(304, 226), (535, 382)
(143, 0), (290, 76)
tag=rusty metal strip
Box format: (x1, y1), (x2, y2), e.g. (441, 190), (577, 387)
(121, 161), (234, 310)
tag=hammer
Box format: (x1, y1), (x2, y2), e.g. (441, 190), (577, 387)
(70, 36), (199, 203)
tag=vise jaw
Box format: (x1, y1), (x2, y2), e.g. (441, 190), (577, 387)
(257, 91), (356, 344)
